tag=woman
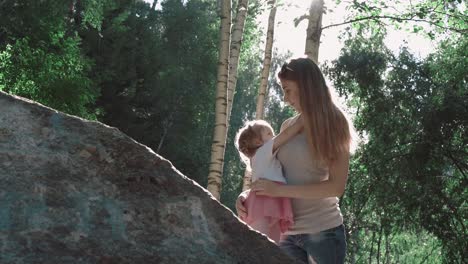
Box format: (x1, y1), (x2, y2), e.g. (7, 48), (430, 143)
(236, 58), (353, 264)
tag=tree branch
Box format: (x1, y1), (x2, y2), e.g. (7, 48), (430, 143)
(444, 152), (468, 180)
(432, 10), (468, 22)
(322, 15), (467, 34)
(419, 243), (440, 264)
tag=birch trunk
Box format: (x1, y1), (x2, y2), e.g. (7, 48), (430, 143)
(369, 230), (376, 264)
(156, 116), (172, 154)
(377, 224), (383, 264)
(242, 0), (277, 192)
(206, 0), (231, 200)
(255, 0), (276, 120)
(226, 0), (249, 125)
(305, 0), (324, 64)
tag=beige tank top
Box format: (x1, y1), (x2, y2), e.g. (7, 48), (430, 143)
(277, 118), (343, 235)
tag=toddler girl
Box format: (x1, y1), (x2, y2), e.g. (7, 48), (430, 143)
(235, 117), (303, 243)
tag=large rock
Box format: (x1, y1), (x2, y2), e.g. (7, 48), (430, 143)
(0, 91), (297, 264)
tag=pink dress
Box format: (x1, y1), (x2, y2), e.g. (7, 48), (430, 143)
(240, 139), (294, 241)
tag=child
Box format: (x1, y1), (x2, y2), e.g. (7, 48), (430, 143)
(235, 116), (303, 243)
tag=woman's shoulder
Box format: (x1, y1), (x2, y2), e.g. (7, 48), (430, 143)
(280, 115), (300, 132)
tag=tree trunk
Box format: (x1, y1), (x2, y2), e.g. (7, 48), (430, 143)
(350, 230), (358, 264)
(305, 0), (324, 64)
(206, 0), (231, 200)
(156, 116), (172, 154)
(384, 235), (391, 264)
(377, 224), (383, 264)
(369, 230), (375, 264)
(228, 0), (250, 191)
(255, 0), (276, 120)
(226, 0), (249, 125)
(151, 0), (157, 10)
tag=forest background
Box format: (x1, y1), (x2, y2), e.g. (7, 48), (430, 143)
(0, 0), (466, 263)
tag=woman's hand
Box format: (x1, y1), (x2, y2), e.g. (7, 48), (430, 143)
(251, 179), (281, 197)
(236, 190), (250, 219)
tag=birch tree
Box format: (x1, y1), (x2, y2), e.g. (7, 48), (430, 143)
(255, 0), (277, 120)
(293, 0), (324, 64)
(242, 0), (277, 192)
(297, 0), (467, 65)
(207, 0), (251, 200)
(226, 0), (250, 124)
(206, 0), (231, 199)
(304, 0), (324, 63)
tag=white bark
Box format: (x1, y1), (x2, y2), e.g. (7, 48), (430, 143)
(255, 0), (276, 120)
(226, 0), (249, 125)
(156, 117), (172, 153)
(227, 0), (250, 193)
(207, 0), (231, 200)
(305, 0), (324, 64)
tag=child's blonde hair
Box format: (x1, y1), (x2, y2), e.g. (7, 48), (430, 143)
(235, 120), (274, 166)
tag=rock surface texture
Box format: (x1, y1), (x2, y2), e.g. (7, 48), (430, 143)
(0, 91), (297, 264)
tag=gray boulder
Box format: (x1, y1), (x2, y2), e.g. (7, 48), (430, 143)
(0, 91), (297, 264)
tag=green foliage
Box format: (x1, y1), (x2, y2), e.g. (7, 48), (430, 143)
(334, 0), (468, 39)
(0, 1), (69, 43)
(81, 0), (118, 30)
(350, 228), (443, 264)
(0, 0), (98, 119)
(0, 37), (97, 119)
(78, 0), (223, 185)
(325, 29), (467, 263)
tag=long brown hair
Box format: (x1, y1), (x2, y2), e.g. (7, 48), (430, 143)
(278, 58), (352, 164)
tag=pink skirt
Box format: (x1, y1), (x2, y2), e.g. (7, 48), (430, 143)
(241, 186), (294, 234)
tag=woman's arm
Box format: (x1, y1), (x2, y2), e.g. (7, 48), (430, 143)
(279, 115), (295, 132)
(272, 115), (303, 152)
(252, 150), (350, 199)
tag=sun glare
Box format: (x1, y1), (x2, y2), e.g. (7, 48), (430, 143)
(270, 0), (435, 62)
(143, 0), (434, 61)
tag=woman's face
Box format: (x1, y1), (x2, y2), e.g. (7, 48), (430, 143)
(280, 79), (301, 112)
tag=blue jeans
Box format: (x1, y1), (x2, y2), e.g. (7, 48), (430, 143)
(279, 224), (346, 264)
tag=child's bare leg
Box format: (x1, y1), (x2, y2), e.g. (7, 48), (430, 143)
(268, 221), (281, 244)
(250, 218), (281, 244)
(250, 218), (269, 235)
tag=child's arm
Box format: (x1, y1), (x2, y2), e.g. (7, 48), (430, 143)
(272, 115), (303, 152)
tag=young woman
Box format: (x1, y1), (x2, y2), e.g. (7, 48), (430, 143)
(236, 58), (353, 264)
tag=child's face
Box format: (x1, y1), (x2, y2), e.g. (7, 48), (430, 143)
(260, 127), (274, 143)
